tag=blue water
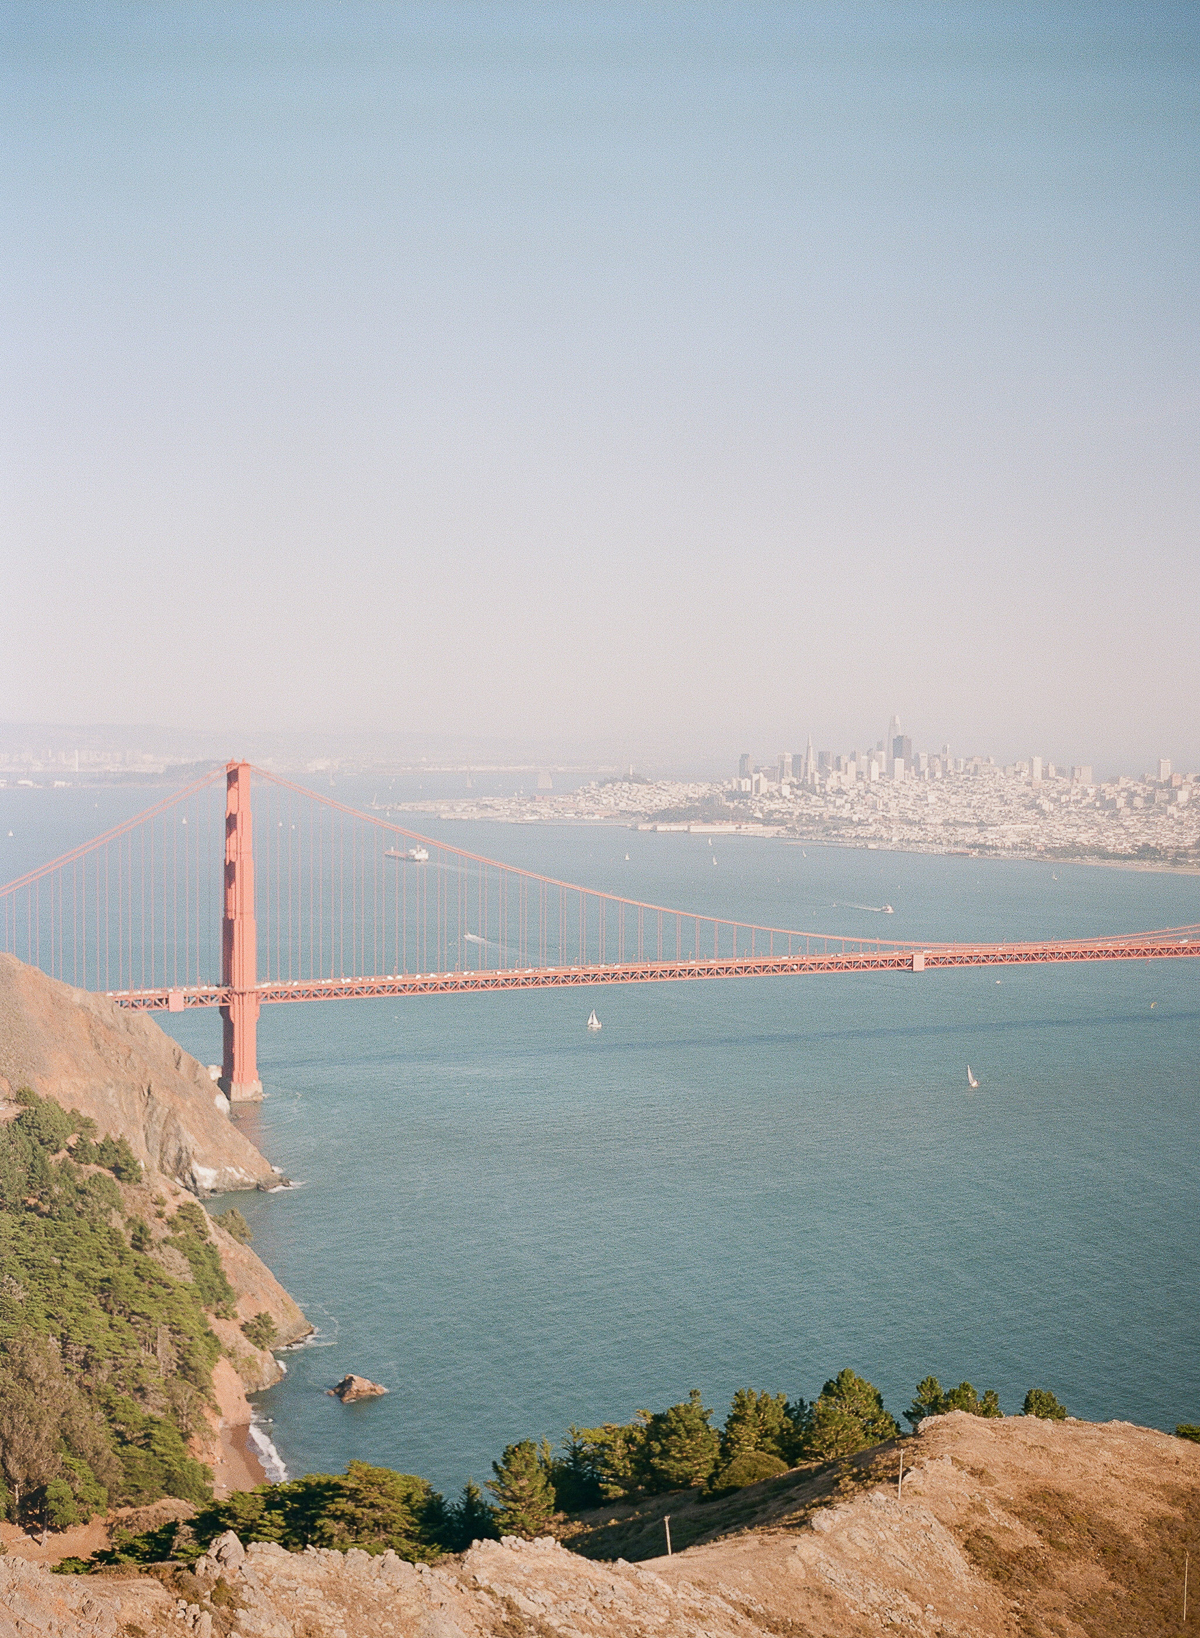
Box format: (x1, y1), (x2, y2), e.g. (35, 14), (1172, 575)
(4, 790), (1199, 1494)
(184, 825), (1199, 1496)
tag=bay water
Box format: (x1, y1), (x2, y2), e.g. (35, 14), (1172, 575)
(4, 786), (1198, 1496)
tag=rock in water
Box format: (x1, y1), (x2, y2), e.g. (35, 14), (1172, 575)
(330, 1373), (388, 1403)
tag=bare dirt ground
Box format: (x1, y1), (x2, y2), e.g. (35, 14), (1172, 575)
(3, 1413), (1196, 1637)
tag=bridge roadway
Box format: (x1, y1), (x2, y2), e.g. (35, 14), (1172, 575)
(107, 927), (1200, 1011)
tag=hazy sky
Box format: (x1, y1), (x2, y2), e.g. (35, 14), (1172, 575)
(3, 4), (1197, 774)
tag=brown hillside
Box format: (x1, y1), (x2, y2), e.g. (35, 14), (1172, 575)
(0, 952), (279, 1193)
(3, 1415), (1196, 1636)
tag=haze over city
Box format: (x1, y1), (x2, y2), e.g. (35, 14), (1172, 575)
(4, 5), (1197, 770)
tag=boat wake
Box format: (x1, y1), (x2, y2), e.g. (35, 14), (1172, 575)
(834, 901), (895, 914)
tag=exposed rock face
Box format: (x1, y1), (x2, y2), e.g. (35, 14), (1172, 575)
(0, 951), (282, 1193)
(6, 1416), (1197, 1635)
(0, 952), (311, 1498)
(330, 1373), (389, 1402)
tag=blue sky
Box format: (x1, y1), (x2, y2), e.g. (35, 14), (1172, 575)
(2, 4), (1197, 772)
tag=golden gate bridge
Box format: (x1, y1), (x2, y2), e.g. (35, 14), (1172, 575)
(2, 761), (1196, 1099)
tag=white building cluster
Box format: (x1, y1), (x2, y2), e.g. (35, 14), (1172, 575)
(384, 719), (1198, 865)
(727, 723), (1197, 861)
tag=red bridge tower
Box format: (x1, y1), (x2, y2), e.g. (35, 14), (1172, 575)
(220, 761), (261, 1100)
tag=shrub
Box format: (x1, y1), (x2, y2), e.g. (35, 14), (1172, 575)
(0, 1090), (223, 1518)
(906, 1376), (1003, 1427)
(44, 1477), (79, 1531)
(704, 1450), (789, 1497)
(1176, 1424), (1200, 1444)
(168, 1205), (237, 1317)
(215, 1208), (252, 1244)
(1023, 1388), (1067, 1420)
(92, 1463), (449, 1567)
(241, 1312), (278, 1351)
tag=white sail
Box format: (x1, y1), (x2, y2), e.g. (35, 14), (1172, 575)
(586, 1009), (602, 1030)
(967, 1064), (979, 1089)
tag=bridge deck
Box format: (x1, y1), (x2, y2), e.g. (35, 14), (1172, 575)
(107, 932), (1200, 1009)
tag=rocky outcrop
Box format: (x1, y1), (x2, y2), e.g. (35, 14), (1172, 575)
(0, 952), (282, 1193)
(330, 1374), (389, 1403)
(6, 1415), (1198, 1635)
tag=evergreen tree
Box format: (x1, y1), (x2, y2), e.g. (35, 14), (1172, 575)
(486, 1440), (558, 1538)
(558, 1418), (650, 1502)
(635, 1390), (721, 1493)
(548, 1428), (605, 1511)
(719, 1389), (793, 1465)
(905, 1376), (946, 1429)
(801, 1369), (899, 1462)
(906, 1377), (1003, 1426)
(1022, 1388), (1067, 1420)
(437, 1480), (499, 1551)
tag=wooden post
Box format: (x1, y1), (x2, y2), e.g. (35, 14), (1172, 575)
(898, 1450), (903, 1502)
(663, 1514), (672, 1556)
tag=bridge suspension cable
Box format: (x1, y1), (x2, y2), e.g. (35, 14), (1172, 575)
(2, 761), (1197, 1099)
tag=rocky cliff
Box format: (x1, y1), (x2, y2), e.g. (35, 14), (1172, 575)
(0, 953), (310, 1497)
(0, 952), (280, 1194)
(3, 1414), (1196, 1637)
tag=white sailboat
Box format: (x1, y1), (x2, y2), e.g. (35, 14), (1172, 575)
(586, 1009), (602, 1031)
(967, 1064), (979, 1090)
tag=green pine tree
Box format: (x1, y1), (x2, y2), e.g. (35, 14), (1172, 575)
(1022, 1388), (1067, 1420)
(635, 1390), (721, 1493)
(906, 1376), (1004, 1426)
(438, 1480), (499, 1551)
(719, 1388), (793, 1464)
(801, 1369), (899, 1462)
(486, 1440), (558, 1539)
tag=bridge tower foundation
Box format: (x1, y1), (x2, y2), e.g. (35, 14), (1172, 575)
(220, 760), (262, 1101)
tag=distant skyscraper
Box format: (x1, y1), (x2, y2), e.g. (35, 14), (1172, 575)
(1158, 757), (1172, 782)
(882, 715), (900, 774)
(1031, 756), (1042, 781)
(804, 736), (816, 786)
(739, 752), (751, 779)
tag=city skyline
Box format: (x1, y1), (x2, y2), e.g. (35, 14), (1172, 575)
(0, 709), (1189, 791)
